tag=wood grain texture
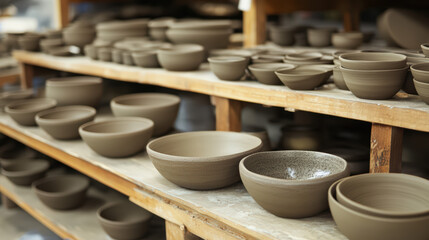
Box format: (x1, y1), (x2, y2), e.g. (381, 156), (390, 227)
(55, 0), (69, 28)
(370, 123), (403, 173)
(214, 96), (242, 131)
(243, 0), (266, 47)
(19, 63), (34, 88)
(166, 221), (186, 240)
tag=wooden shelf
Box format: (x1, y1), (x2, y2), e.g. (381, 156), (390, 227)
(0, 107), (346, 240)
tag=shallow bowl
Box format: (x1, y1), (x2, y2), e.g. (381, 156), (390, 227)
(339, 52), (407, 70)
(248, 63), (296, 85)
(157, 44), (205, 71)
(413, 79), (429, 105)
(0, 145), (38, 168)
(411, 62), (429, 83)
(131, 50), (159, 68)
(285, 52), (323, 61)
(0, 89), (34, 112)
(5, 98), (57, 126)
(2, 159), (49, 186)
(275, 68), (327, 90)
(208, 56), (248, 81)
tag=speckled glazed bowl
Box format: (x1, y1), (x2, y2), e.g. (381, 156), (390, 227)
(208, 56), (248, 81)
(2, 159), (49, 186)
(5, 98), (57, 126)
(97, 201), (152, 240)
(240, 150), (349, 218)
(36, 106), (96, 140)
(275, 68), (327, 90)
(411, 62), (429, 83)
(339, 52), (407, 70)
(147, 131), (262, 190)
(157, 44), (205, 71)
(248, 63), (296, 85)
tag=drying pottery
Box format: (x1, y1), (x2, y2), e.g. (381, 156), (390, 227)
(148, 17), (175, 41)
(84, 45), (98, 60)
(97, 47), (112, 62)
(0, 89), (34, 111)
(168, 20), (232, 30)
(333, 66), (348, 90)
(5, 98), (57, 126)
(18, 35), (43, 51)
(421, 43), (429, 57)
(40, 38), (64, 53)
(322, 146), (369, 175)
(79, 117), (154, 158)
(111, 93), (180, 136)
(63, 27), (95, 48)
(96, 19), (149, 42)
(248, 63), (296, 85)
(280, 125), (322, 150)
(328, 180), (429, 240)
(166, 29), (231, 52)
(332, 32), (363, 49)
(339, 52), (407, 70)
(251, 55), (284, 63)
(275, 68), (327, 90)
(48, 45), (80, 56)
(131, 50), (159, 68)
(32, 175), (90, 210)
(209, 49), (253, 62)
(122, 51), (135, 66)
(411, 62), (429, 83)
(45, 76), (103, 107)
(269, 25), (295, 46)
(45, 30), (62, 39)
(2, 159), (49, 186)
(36, 106), (96, 140)
(402, 70), (418, 95)
(97, 201), (152, 240)
(240, 150), (349, 218)
(157, 44), (204, 71)
(332, 50), (360, 60)
(208, 56), (248, 81)
(340, 66), (407, 100)
(285, 52), (323, 61)
(0, 145), (38, 168)
(336, 173), (429, 218)
(307, 28), (337, 47)
(296, 64), (334, 83)
(283, 55), (333, 66)
(413, 79), (429, 105)
(112, 49), (123, 64)
(147, 131), (262, 190)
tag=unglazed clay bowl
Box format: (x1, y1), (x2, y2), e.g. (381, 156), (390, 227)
(285, 52), (323, 62)
(5, 98), (57, 126)
(131, 50), (159, 68)
(149, 17), (175, 41)
(248, 63), (296, 85)
(32, 175), (90, 210)
(40, 38), (64, 53)
(110, 93), (180, 136)
(333, 66), (348, 90)
(340, 66), (408, 100)
(251, 55), (284, 63)
(45, 76), (103, 107)
(97, 47), (112, 62)
(166, 29), (231, 53)
(411, 62), (429, 83)
(208, 56), (248, 81)
(2, 159), (49, 186)
(84, 45), (98, 60)
(112, 49), (123, 64)
(147, 131), (262, 190)
(332, 32), (363, 49)
(336, 173), (429, 218)
(281, 125), (322, 150)
(35, 106), (96, 140)
(97, 201), (152, 240)
(209, 49), (253, 62)
(0, 89), (34, 112)
(240, 150), (350, 218)
(296, 64), (334, 83)
(63, 28), (95, 48)
(79, 117), (154, 158)
(329, 180), (429, 240)
(307, 28), (337, 47)
(413, 79), (429, 105)
(339, 52), (407, 70)
(269, 25), (295, 46)
(18, 35), (43, 51)
(275, 68), (327, 90)
(157, 44), (205, 71)
(0, 145), (38, 168)
(122, 51), (135, 66)
(421, 43), (429, 57)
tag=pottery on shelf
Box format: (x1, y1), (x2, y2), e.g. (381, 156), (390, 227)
(333, 66), (348, 90)
(166, 29), (232, 53)
(339, 52), (407, 70)
(275, 68), (327, 90)
(248, 63), (296, 85)
(268, 25), (295, 46)
(40, 38), (64, 53)
(0, 144), (39, 168)
(47, 45), (80, 56)
(208, 56), (248, 81)
(0, 89), (34, 112)
(413, 79), (429, 105)
(32, 175), (90, 210)
(322, 146), (369, 175)
(112, 48), (124, 64)
(285, 52), (323, 62)
(2, 159), (49, 186)
(122, 51), (135, 66)
(148, 17), (176, 41)
(131, 50), (160, 68)
(157, 44), (205, 71)
(251, 54), (284, 63)
(110, 93), (180, 136)
(209, 49), (253, 63)
(280, 125), (322, 150)
(421, 43), (429, 57)
(97, 47), (113, 62)
(84, 45), (98, 60)
(96, 19), (149, 42)
(97, 201), (153, 240)
(79, 117), (154, 158)
(307, 28), (337, 47)
(240, 150), (350, 218)
(332, 32), (363, 49)
(411, 62), (429, 83)
(36, 106), (96, 140)
(147, 131), (262, 190)
(18, 35), (44, 51)
(45, 76), (103, 107)
(5, 98), (57, 126)
(63, 26), (96, 48)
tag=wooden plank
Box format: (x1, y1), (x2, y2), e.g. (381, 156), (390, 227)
(343, 10), (360, 31)
(370, 123), (403, 173)
(0, 67), (19, 87)
(243, 0), (266, 47)
(214, 96), (242, 131)
(166, 221), (186, 240)
(19, 62), (34, 88)
(55, 0), (69, 28)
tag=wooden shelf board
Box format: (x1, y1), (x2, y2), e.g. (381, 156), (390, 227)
(0, 108), (346, 240)
(13, 51), (429, 133)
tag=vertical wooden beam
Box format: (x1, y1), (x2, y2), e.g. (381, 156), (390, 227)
(19, 63), (35, 89)
(1, 194), (18, 209)
(343, 10), (360, 32)
(213, 96), (242, 132)
(165, 221), (186, 240)
(370, 123), (403, 173)
(243, 0), (266, 47)
(55, 0), (69, 29)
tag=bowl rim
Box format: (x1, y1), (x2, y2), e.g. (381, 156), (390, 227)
(46, 76), (102, 87)
(111, 93), (180, 109)
(339, 65), (408, 73)
(96, 201), (152, 226)
(157, 44), (204, 55)
(1, 159), (49, 177)
(413, 78), (429, 87)
(285, 52), (323, 61)
(275, 67), (328, 78)
(411, 62), (429, 74)
(4, 98), (57, 113)
(35, 105), (96, 125)
(32, 174), (90, 197)
(339, 52), (407, 64)
(248, 63), (296, 72)
(79, 117), (154, 137)
(207, 56), (247, 63)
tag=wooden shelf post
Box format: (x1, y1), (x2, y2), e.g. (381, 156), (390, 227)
(19, 63), (35, 89)
(243, 0), (266, 47)
(370, 123), (403, 173)
(213, 96), (242, 132)
(165, 221), (200, 240)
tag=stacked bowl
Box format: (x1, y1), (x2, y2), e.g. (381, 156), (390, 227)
(339, 52), (408, 99)
(63, 22), (96, 49)
(411, 63), (429, 104)
(329, 173), (429, 240)
(283, 52), (333, 65)
(96, 19), (149, 42)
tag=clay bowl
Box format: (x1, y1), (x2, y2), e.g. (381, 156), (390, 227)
(275, 68), (327, 90)
(251, 55), (284, 63)
(131, 50), (159, 68)
(307, 28), (337, 47)
(280, 125), (322, 150)
(240, 150), (350, 218)
(0, 89), (34, 111)
(5, 98), (57, 126)
(18, 35), (43, 51)
(413, 79), (429, 105)
(110, 93), (180, 136)
(285, 52), (323, 62)
(112, 49), (123, 64)
(333, 66), (348, 90)
(332, 50), (361, 60)
(248, 63), (296, 85)
(168, 20), (232, 30)
(340, 66), (408, 100)
(84, 45), (98, 60)
(2, 159), (49, 186)
(329, 180), (429, 240)
(40, 38), (64, 53)
(149, 17), (175, 41)
(79, 117), (154, 158)
(63, 27), (95, 48)
(48, 45), (80, 56)
(332, 32), (363, 49)
(411, 62), (429, 83)
(296, 64), (334, 83)
(32, 175), (90, 210)
(208, 56), (248, 81)
(97, 201), (152, 240)
(209, 49), (253, 63)
(35, 106), (96, 140)
(269, 25), (295, 46)
(166, 29), (231, 53)
(97, 47), (112, 62)
(421, 43), (429, 57)
(339, 52), (407, 70)
(147, 131), (262, 190)
(157, 44), (205, 71)
(45, 76), (103, 107)
(122, 51), (135, 66)
(336, 173), (429, 218)
(0, 145), (38, 168)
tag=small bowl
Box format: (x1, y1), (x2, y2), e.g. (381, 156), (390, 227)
(112, 49), (123, 64)
(97, 201), (152, 240)
(340, 66), (408, 100)
(332, 32), (363, 49)
(0, 145), (39, 168)
(36, 106), (96, 140)
(411, 62), (429, 83)
(40, 38), (64, 53)
(209, 49), (253, 62)
(336, 173), (429, 218)
(110, 93), (180, 136)
(2, 159), (49, 186)
(280, 125), (322, 150)
(307, 28), (337, 47)
(251, 54), (284, 63)
(208, 56), (248, 81)
(285, 52), (323, 61)
(122, 51), (135, 66)
(240, 150), (350, 218)
(5, 98), (57, 126)
(157, 44), (204, 71)
(275, 68), (327, 90)
(269, 25), (295, 46)
(339, 52), (407, 70)
(79, 117), (154, 158)
(421, 43), (429, 57)
(333, 66), (348, 90)
(248, 63), (296, 85)
(97, 47), (112, 62)
(413, 79), (429, 105)
(32, 175), (90, 210)
(63, 27), (96, 48)
(166, 29), (231, 53)
(84, 45), (98, 60)
(131, 50), (160, 68)
(18, 35), (43, 51)
(329, 179), (429, 240)
(147, 131), (262, 190)
(45, 76), (103, 107)
(0, 89), (34, 112)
